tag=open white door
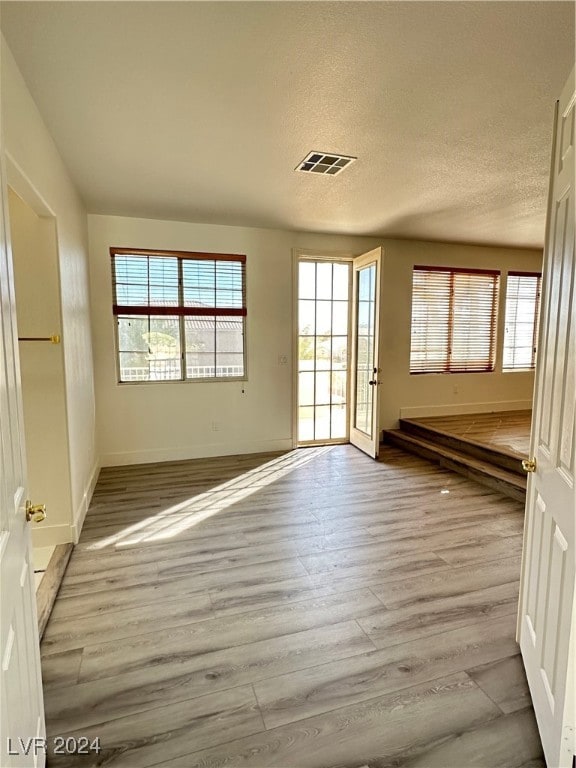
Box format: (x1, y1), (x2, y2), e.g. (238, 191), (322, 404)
(350, 247), (382, 459)
(518, 67), (575, 768)
(0, 155), (46, 763)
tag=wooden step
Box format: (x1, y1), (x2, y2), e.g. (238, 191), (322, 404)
(382, 429), (527, 502)
(399, 418), (526, 476)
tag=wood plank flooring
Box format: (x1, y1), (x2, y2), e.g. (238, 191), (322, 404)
(41, 445), (543, 767)
(413, 410), (532, 457)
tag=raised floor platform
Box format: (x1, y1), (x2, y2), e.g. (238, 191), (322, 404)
(383, 411), (531, 502)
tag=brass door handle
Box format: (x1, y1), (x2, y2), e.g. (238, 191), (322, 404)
(522, 458), (537, 473)
(25, 501), (47, 523)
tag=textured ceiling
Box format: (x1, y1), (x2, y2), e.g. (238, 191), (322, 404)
(1, 1), (574, 247)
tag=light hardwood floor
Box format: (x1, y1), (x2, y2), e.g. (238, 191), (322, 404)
(413, 411), (532, 457)
(41, 445), (543, 767)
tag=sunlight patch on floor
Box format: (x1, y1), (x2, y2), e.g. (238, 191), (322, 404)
(87, 446), (334, 550)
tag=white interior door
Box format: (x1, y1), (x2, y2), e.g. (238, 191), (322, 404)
(0, 158), (46, 765)
(518, 67), (575, 768)
(350, 247), (382, 459)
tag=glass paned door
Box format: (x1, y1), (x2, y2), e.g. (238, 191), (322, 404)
(297, 260), (350, 444)
(350, 248), (382, 458)
(354, 264), (376, 435)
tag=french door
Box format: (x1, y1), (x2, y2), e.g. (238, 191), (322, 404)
(350, 248), (382, 459)
(295, 248), (382, 458)
(296, 258), (351, 445)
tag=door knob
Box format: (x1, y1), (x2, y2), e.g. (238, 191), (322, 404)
(522, 458), (537, 473)
(25, 501), (47, 523)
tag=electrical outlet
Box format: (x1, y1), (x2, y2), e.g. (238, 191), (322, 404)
(278, 355), (288, 365)
(211, 421), (221, 432)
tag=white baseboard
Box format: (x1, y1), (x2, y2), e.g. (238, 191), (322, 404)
(31, 524), (73, 548)
(399, 400), (533, 420)
(101, 438), (294, 468)
(71, 459), (101, 543)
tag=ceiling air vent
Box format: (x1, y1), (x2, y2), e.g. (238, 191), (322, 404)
(296, 152), (356, 176)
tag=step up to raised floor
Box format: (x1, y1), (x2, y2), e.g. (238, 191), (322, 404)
(382, 428), (527, 502)
(398, 418), (527, 475)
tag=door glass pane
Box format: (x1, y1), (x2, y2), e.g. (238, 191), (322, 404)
(315, 371), (331, 405)
(315, 405), (331, 439)
(354, 264), (376, 436)
(299, 372), (315, 406)
(299, 262), (316, 299)
(316, 301), (333, 335)
(299, 300), (316, 335)
(316, 263), (333, 300)
(333, 264), (349, 300)
(315, 336), (331, 370)
(297, 259), (350, 443)
(332, 337), (347, 370)
(332, 301), (349, 335)
(298, 337), (315, 370)
(331, 404), (347, 439)
(299, 407), (314, 441)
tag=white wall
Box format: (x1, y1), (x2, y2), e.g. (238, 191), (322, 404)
(88, 214), (379, 465)
(8, 189), (73, 546)
(379, 239), (543, 428)
(2, 38), (99, 542)
(89, 213), (541, 464)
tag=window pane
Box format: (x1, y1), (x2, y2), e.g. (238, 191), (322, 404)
(503, 274), (541, 371)
(216, 262), (244, 308)
(410, 267), (498, 374)
(118, 315), (181, 382)
(185, 317), (215, 377)
(215, 317), (244, 377)
(117, 317), (150, 352)
(183, 260), (216, 308)
(148, 257), (179, 306)
(113, 251), (246, 383)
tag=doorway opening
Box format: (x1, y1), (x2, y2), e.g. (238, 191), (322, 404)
(295, 248), (383, 457)
(296, 257), (351, 445)
(7, 187), (72, 595)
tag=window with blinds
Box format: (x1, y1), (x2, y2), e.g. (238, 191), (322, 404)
(111, 248), (246, 382)
(503, 272), (542, 371)
(410, 266), (500, 374)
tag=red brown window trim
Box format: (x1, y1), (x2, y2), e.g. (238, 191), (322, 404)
(110, 247), (246, 263)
